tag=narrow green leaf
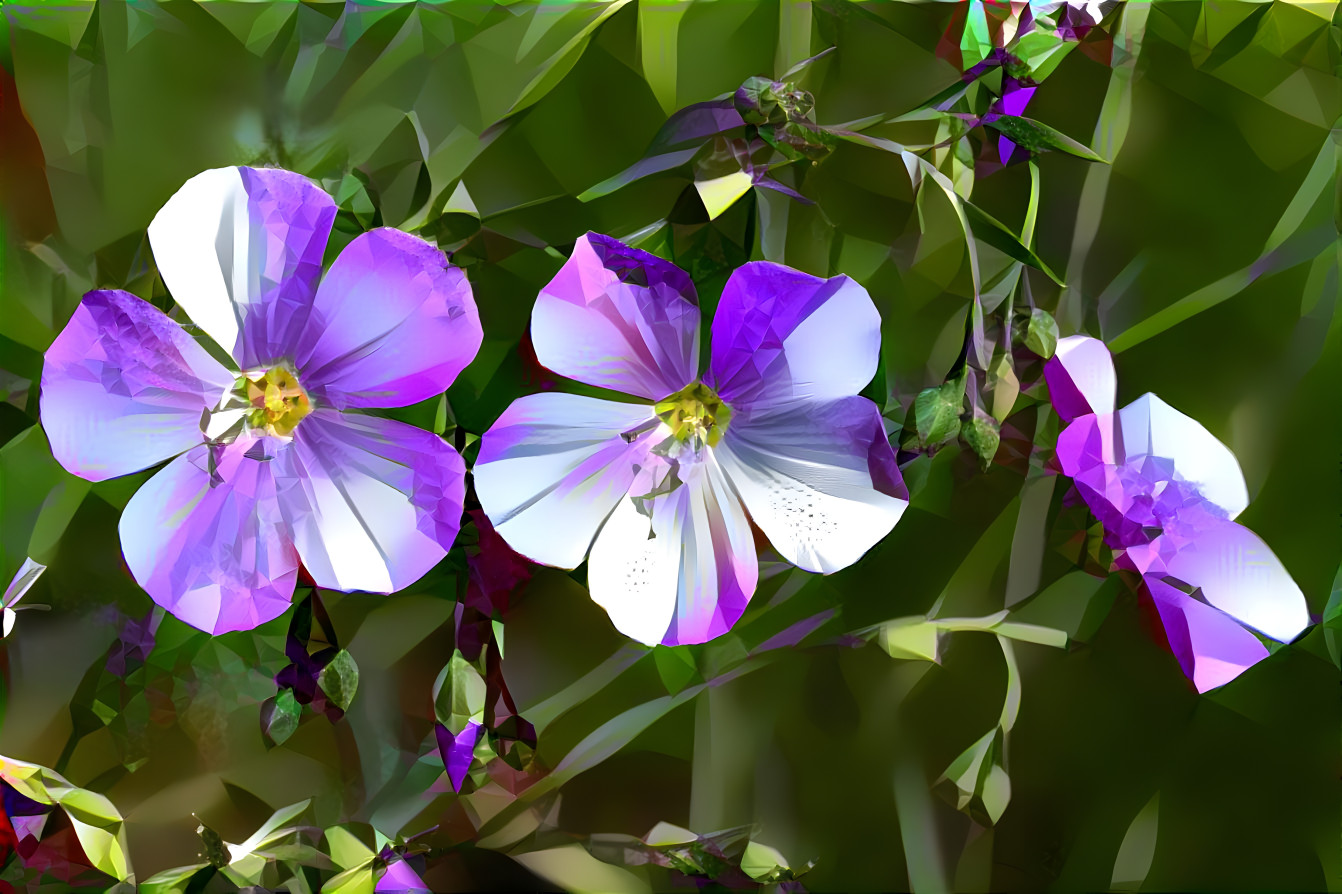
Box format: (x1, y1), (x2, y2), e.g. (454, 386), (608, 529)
(985, 115), (1106, 162)
(1111, 793), (1160, 892)
(963, 201), (1065, 285)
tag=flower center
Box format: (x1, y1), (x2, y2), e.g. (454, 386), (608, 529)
(235, 366), (311, 437)
(654, 382), (731, 449)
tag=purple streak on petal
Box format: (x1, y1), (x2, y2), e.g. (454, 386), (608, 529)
(234, 167), (338, 369)
(1054, 412), (1115, 478)
(531, 233), (700, 400)
(708, 262), (880, 412)
(437, 720), (482, 793)
(119, 436), (298, 634)
(996, 82), (1036, 117)
(40, 290), (233, 481)
(296, 229), (482, 409)
(276, 410), (466, 594)
(1045, 335), (1116, 422)
(1144, 576), (1269, 693)
(662, 460), (758, 646)
(652, 99), (746, 151)
(474, 393), (657, 570)
(377, 857), (431, 894)
(586, 457), (757, 646)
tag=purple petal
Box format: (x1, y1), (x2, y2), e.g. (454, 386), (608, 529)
(587, 457), (757, 646)
(716, 397), (907, 574)
(1054, 412), (1116, 479)
(708, 262), (880, 412)
(40, 290), (234, 481)
(1144, 576), (1270, 693)
(1160, 519), (1310, 644)
(377, 857), (431, 893)
(295, 229), (482, 409)
(147, 166), (336, 369)
(531, 233), (700, 400)
(474, 393), (658, 570)
(275, 410), (465, 594)
(1044, 335), (1116, 423)
(118, 436), (299, 634)
(1115, 393), (1248, 520)
(436, 721), (482, 793)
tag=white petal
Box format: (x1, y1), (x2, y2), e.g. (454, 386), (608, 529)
(1116, 394), (1249, 519)
(716, 402), (907, 574)
(587, 484), (681, 645)
(587, 459), (757, 646)
(474, 393), (657, 569)
(1164, 521), (1311, 643)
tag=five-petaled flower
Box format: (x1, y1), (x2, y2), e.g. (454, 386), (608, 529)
(474, 233), (909, 646)
(1046, 335), (1310, 691)
(41, 166), (483, 634)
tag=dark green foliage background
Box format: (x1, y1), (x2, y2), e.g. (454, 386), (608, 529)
(0, 1), (1338, 891)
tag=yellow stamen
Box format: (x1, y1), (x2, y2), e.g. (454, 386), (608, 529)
(654, 382), (732, 448)
(238, 367), (311, 436)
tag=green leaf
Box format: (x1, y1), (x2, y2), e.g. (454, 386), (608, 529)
(741, 840), (795, 883)
(1323, 561), (1342, 669)
(987, 354), (1020, 422)
(197, 819), (229, 868)
(694, 170), (754, 219)
(1021, 308), (1059, 358)
(263, 689), (301, 746)
(653, 645), (700, 694)
(1111, 793), (1160, 892)
(434, 649), (487, 730)
(961, 411), (1001, 471)
(914, 378), (965, 448)
(984, 115), (1106, 162)
(878, 618), (941, 663)
(318, 649), (360, 713)
(963, 201), (1065, 285)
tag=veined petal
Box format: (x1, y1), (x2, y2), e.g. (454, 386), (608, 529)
(475, 393), (657, 569)
(276, 410), (466, 594)
(708, 262), (880, 412)
(147, 166), (336, 368)
(295, 229), (482, 409)
(531, 233), (700, 400)
(1160, 519), (1310, 644)
(1115, 394), (1248, 519)
(41, 290), (234, 481)
(1144, 575), (1270, 693)
(716, 396), (907, 574)
(119, 436), (298, 634)
(588, 458), (757, 646)
(1045, 335), (1116, 423)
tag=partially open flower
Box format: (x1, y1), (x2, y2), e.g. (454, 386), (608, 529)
(1047, 335), (1310, 691)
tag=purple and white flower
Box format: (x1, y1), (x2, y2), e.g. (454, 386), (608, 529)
(41, 167), (482, 635)
(1047, 335), (1310, 691)
(474, 233), (908, 646)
